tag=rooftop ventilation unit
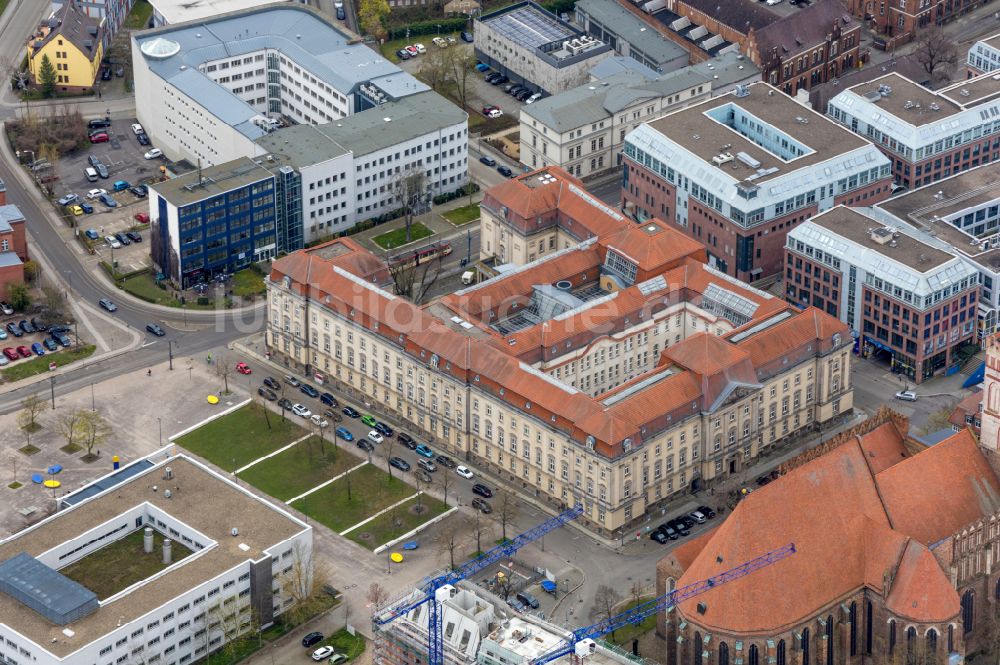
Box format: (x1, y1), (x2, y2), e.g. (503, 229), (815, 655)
(903, 100), (915, 109)
(736, 151), (761, 168)
(960, 89), (970, 97)
(712, 152), (734, 166)
(929, 102), (940, 111)
(733, 84), (750, 98)
(870, 227), (893, 245)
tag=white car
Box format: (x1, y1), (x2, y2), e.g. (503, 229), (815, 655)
(895, 390), (918, 402)
(367, 430), (384, 444)
(292, 403), (312, 417)
(414, 43), (427, 54)
(105, 235), (121, 249)
(86, 188), (108, 199)
(486, 108), (503, 118)
(131, 123), (144, 135)
(144, 148), (163, 160)
(310, 414), (329, 428)
(432, 37), (448, 48)
(455, 465), (474, 479)
(526, 92), (542, 104)
(312, 647), (335, 662)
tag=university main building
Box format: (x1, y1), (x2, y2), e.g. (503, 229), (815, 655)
(267, 166), (853, 535)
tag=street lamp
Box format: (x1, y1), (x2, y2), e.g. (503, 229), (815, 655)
(157, 417), (162, 446)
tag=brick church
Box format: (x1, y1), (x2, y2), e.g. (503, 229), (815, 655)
(656, 337), (1000, 665)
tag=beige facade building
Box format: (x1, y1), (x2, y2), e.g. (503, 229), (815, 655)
(266, 169), (853, 536)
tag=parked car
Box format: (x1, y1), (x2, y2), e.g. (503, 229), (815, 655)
(300, 383), (320, 398)
(98, 298), (117, 312)
(283, 374), (301, 387)
(30, 342), (44, 356)
(689, 510), (707, 524)
(415, 443), (434, 458)
(405, 45), (419, 56)
(126, 231), (143, 243)
(115, 232), (131, 246)
(278, 397), (294, 411)
(435, 455), (457, 469)
(433, 36), (448, 48)
(29, 318), (45, 333)
(88, 118), (111, 130)
(658, 523), (679, 540)
(258, 387), (277, 401)
(302, 632), (324, 648)
(70, 205), (84, 216)
(263, 376), (280, 390)
(134, 213), (150, 224)
(145, 323), (166, 336)
(80, 202), (94, 214)
(497, 165), (513, 177)
(0, 302), (11, 315)
(144, 148), (163, 160)
(461, 31), (474, 42)
(319, 392), (337, 406)
(472, 497), (492, 513)
(131, 123), (144, 135)
(526, 92), (542, 104)
(367, 430), (384, 444)
(89, 133), (109, 143)
(2, 348), (17, 361)
(697, 505), (716, 519)
(414, 43), (426, 54)
(374, 421), (393, 437)
(479, 155), (496, 167)
(291, 403), (312, 418)
(335, 427), (353, 441)
(18, 320), (34, 334)
(895, 390), (917, 401)
(137, 132), (151, 146)
(336, 6), (346, 19)
(415, 469), (433, 484)
(418, 458), (437, 473)
(236, 361), (251, 375)
(669, 519), (690, 536)
(16, 345), (31, 358)
(132, 184), (149, 196)
(342, 406), (360, 418)
(475, 63), (490, 72)
(398, 432), (417, 449)
(312, 647), (335, 662)
(86, 188), (107, 200)
(455, 465), (474, 479)
(95, 163), (109, 179)
(310, 414), (329, 428)
(5, 323), (21, 337)
(389, 457), (411, 472)
(472, 483), (493, 498)
(650, 529), (670, 543)
(53, 333), (71, 347)
(42, 338), (57, 352)
(105, 235), (121, 249)
(57, 194), (79, 206)
(356, 439), (374, 453)
(0, 329), (6, 340)
(99, 193), (117, 208)
(361, 414), (378, 427)
(396, 49), (411, 60)
(484, 108), (503, 118)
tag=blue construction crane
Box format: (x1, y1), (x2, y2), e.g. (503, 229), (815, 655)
(373, 504), (584, 665)
(530, 542), (797, 665)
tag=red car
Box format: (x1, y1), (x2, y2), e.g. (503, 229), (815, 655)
(134, 212), (149, 223)
(2, 348), (18, 361)
(89, 133), (109, 143)
(236, 362), (251, 375)
(16, 345), (31, 358)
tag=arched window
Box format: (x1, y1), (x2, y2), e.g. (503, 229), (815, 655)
(888, 621), (896, 656)
(776, 640), (786, 665)
(695, 633), (702, 665)
(948, 625), (954, 653)
(802, 629), (810, 665)
(849, 602), (857, 656)
(907, 626), (916, 664)
(718, 642), (729, 665)
(749, 645), (759, 665)
(927, 629), (938, 653)
(826, 615), (833, 665)
(866, 601), (873, 654)
(962, 590), (975, 634)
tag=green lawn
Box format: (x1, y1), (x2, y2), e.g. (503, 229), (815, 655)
(379, 34), (463, 62)
(238, 437), (361, 501)
(1, 344), (95, 383)
(174, 403), (306, 470)
(325, 629), (367, 661)
(121, 273), (219, 309)
(347, 495), (448, 549)
(443, 203), (480, 226)
(607, 597), (657, 645)
(123, 0), (153, 29)
(60, 529), (192, 600)
(292, 464), (417, 533)
(372, 222), (433, 250)
(231, 268), (266, 298)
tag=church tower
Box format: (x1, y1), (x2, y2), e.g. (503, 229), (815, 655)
(980, 334), (1000, 452)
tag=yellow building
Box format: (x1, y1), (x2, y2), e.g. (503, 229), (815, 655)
(27, 2), (104, 91)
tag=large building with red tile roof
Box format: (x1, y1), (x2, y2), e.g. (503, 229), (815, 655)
(656, 407), (1000, 665)
(266, 173), (853, 535)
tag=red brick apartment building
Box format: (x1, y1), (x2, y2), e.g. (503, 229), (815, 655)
(845, 0), (988, 43)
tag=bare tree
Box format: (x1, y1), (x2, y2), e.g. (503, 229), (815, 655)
(472, 506), (491, 555)
(382, 433), (398, 480)
(438, 463), (454, 506)
(494, 490), (519, 542)
(215, 351), (234, 394)
(16, 411), (34, 452)
(391, 167), (428, 245)
(367, 581), (388, 610)
(279, 542), (320, 626)
(387, 250), (447, 304)
(417, 47), (455, 94)
(914, 26), (958, 82)
(9, 455), (19, 487)
(437, 522), (463, 570)
(590, 585), (622, 640)
(56, 409), (85, 450)
(42, 285), (64, 324)
(629, 581), (644, 609)
(77, 410), (111, 457)
(21, 394), (45, 431)
(449, 51), (478, 110)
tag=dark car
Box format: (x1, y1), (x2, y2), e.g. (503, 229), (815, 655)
(302, 632), (324, 648)
(396, 49), (411, 60)
(336, 6), (346, 19)
(497, 165), (513, 177)
(669, 519), (690, 536)
(5, 323), (21, 338)
(756, 474), (772, 486)
(479, 155), (496, 167)
(342, 406), (360, 418)
(300, 383), (320, 398)
(31, 317), (47, 332)
(258, 387), (277, 401)
(81, 202), (94, 214)
(126, 231), (143, 243)
(650, 530), (669, 543)
(129, 186), (147, 198)
(320, 392), (338, 407)
(263, 376), (280, 390)
(146, 323), (166, 336)
(472, 483), (493, 498)
(136, 132), (151, 146)
(374, 421), (393, 437)
(42, 338), (57, 352)
(49, 325), (70, 336)
(696, 505), (716, 519)
(87, 117), (111, 129)
(435, 455), (457, 469)
(277, 397), (294, 411)
(115, 232), (131, 246)
(101, 67), (112, 81)
(53, 333), (71, 347)
(389, 457), (411, 472)
(472, 497), (492, 513)
(356, 439), (375, 453)
(659, 524), (679, 539)
(516, 89), (532, 101)
(678, 515), (696, 529)
(18, 320), (34, 334)
(88, 155), (102, 168)
(95, 163), (109, 179)
(461, 31), (474, 42)
(398, 432), (417, 449)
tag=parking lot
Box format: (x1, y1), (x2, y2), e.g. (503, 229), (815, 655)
(55, 117), (162, 272)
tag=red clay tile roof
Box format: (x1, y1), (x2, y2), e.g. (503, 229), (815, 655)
(672, 528), (717, 570)
(876, 428), (1000, 546)
(599, 220), (707, 275)
(664, 332), (753, 378)
(730, 307), (849, 370)
(949, 389), (982, 429)
(885, 541), (960, 623)
(854, 421), (910, 475)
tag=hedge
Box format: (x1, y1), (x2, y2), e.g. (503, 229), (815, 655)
(387, 17), (468, 40)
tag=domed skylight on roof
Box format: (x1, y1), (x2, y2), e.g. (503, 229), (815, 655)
(140, 37), (181, 59)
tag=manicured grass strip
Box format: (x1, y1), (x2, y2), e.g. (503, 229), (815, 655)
(121, 273), (218, 309)
(238, 437), (359, 501)
(372, 222), (433, 249)
(607, 597), (656, 645)
(1, 344), (95, 383)
(326, 629), (366, 660)
(443, 203), (480, 226)
(231, 268), (266, 297)
(291, 464), (415, 533)
(123, 0), (153, 29)
(346, 495), (448, 550)
(174, 403), (305, 469)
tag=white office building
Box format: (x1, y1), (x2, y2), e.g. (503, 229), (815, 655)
(132, 4), (430, 166)
(0, 451), (312, 665)
(968, 33), (1000, 77)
